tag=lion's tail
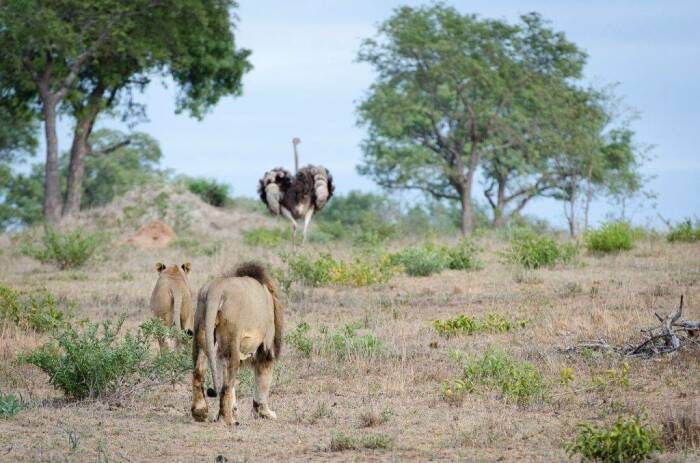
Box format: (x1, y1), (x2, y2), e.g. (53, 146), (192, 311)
(201, 283), (223, 397)
(234, 261), (284, 358)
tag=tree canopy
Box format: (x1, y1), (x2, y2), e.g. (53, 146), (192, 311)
(357, 4), (647, 235)
(0, 0), (251, 221)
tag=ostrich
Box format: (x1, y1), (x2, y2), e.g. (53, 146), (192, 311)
(258, 140), (334, 243)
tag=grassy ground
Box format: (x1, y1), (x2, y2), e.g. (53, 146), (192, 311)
(0, 207), (698, 462)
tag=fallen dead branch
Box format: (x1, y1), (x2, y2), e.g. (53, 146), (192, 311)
(560, 295), (699, 358)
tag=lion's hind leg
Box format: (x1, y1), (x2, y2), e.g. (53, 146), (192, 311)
(218, 351), (240, 426)
(191, 331), (209, 422)
(252, 360), (277, 419)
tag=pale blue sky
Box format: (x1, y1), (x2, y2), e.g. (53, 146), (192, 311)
(52, 0), (699, 228)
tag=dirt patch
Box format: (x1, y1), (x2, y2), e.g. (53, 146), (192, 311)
(127, 220), (177, 248)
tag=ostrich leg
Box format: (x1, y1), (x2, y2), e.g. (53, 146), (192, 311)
(302, 208), (314, 244)
(280, 207), (298, 243)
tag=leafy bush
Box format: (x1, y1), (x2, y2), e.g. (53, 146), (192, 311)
(0, 393), (22, 419)
(243, 227), (292, 247)
(444, 347), (546, 405)
(286, 321), (314, 358)
(281, 252), (396, 287)
(184, 177), (231, 207)
(566, 416), (664, 462)
(390, 244), (449, 276)
(433, 313), (528, 337)
(667, 219), (700, 243)
(503, 228), (578, 269)
(0, 286), (69, 332)
(444, 240), (483, 270)
(330, 432), (393, 451)
(22, 317), (189, 399)
(585, 221), (634, 253)
(322, 323), (384, 360)
(21, 226), (103, 269)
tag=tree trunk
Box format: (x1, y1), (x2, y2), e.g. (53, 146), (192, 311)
(64, 102), (101, 217)
(567, 183), (578, 237)
(492, 177), (508, 227)
(583, 180), (593, 232)
(459, 185), (473, 236)
(41, 98), (62, 224)
(64, 121), (92, 216)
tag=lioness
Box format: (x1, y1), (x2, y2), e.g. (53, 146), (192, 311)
(191, 262), (283, 425)
(150, 262), (194, 349)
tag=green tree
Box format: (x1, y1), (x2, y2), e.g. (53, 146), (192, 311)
(0, 129), (162, 230)
(356, 6), (585, 235)
(0, 0), (251, 222)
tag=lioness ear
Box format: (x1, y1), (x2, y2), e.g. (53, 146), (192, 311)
(156, 262), (166, 272)
(182, 262), (192, 273)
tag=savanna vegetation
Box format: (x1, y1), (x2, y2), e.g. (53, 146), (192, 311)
(0, 2), (697, 462)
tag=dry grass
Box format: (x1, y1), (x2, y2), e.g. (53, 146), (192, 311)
(0, 193), (699, 461)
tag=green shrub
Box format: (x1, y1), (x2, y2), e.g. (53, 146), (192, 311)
(286, 321), (314, 358)
(566, 416), (664, 462)
(21, 226), (103, 269)
(184, 177), (231, 207)
(503, 228), (578, 269)
(323, 323), (384, 360)
(390, 244), (450, 276)
(445, 347), (546, 405)
(0, 286), (70, 332)
(0, 393), (22, 419)
(22, 317), (188, 400)
(667, 219), (700, 243)
(243, 227), (292, 247)
(433, 313), (528, 337)
(281, 252), (396, 287)
(444, 240), (483, 270)
(585, 221), (634, 253)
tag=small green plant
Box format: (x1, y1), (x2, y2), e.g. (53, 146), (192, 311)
(242, 227), (292, 247)
(559, 367), (575, 386)
(443, 239), (483, 270)
(590, 362), (630, 391)
(286, 321), (314, 358)
(329, 432), (393, 451)
(21, 226), (103, 269)
(439, 378), (472, 407)
(0, 393), (22, 419)
(667, 219), (700, 243)
(323, 323), (384, 360)
(585, 221), (634, 253)
(433, 313), (528, 337)
(449, 347), (546, 405)
(503, 228), (577, 269)
(281, 252), (396, 287)
(566, 416), (664, 462)
(184, 177), (231, 207)
(0, 286), (70, 332)
(390, 244), (450, 276)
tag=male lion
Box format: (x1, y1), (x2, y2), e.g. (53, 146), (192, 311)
(191, 261), (283, 426)
(150, 262), (194, 349)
